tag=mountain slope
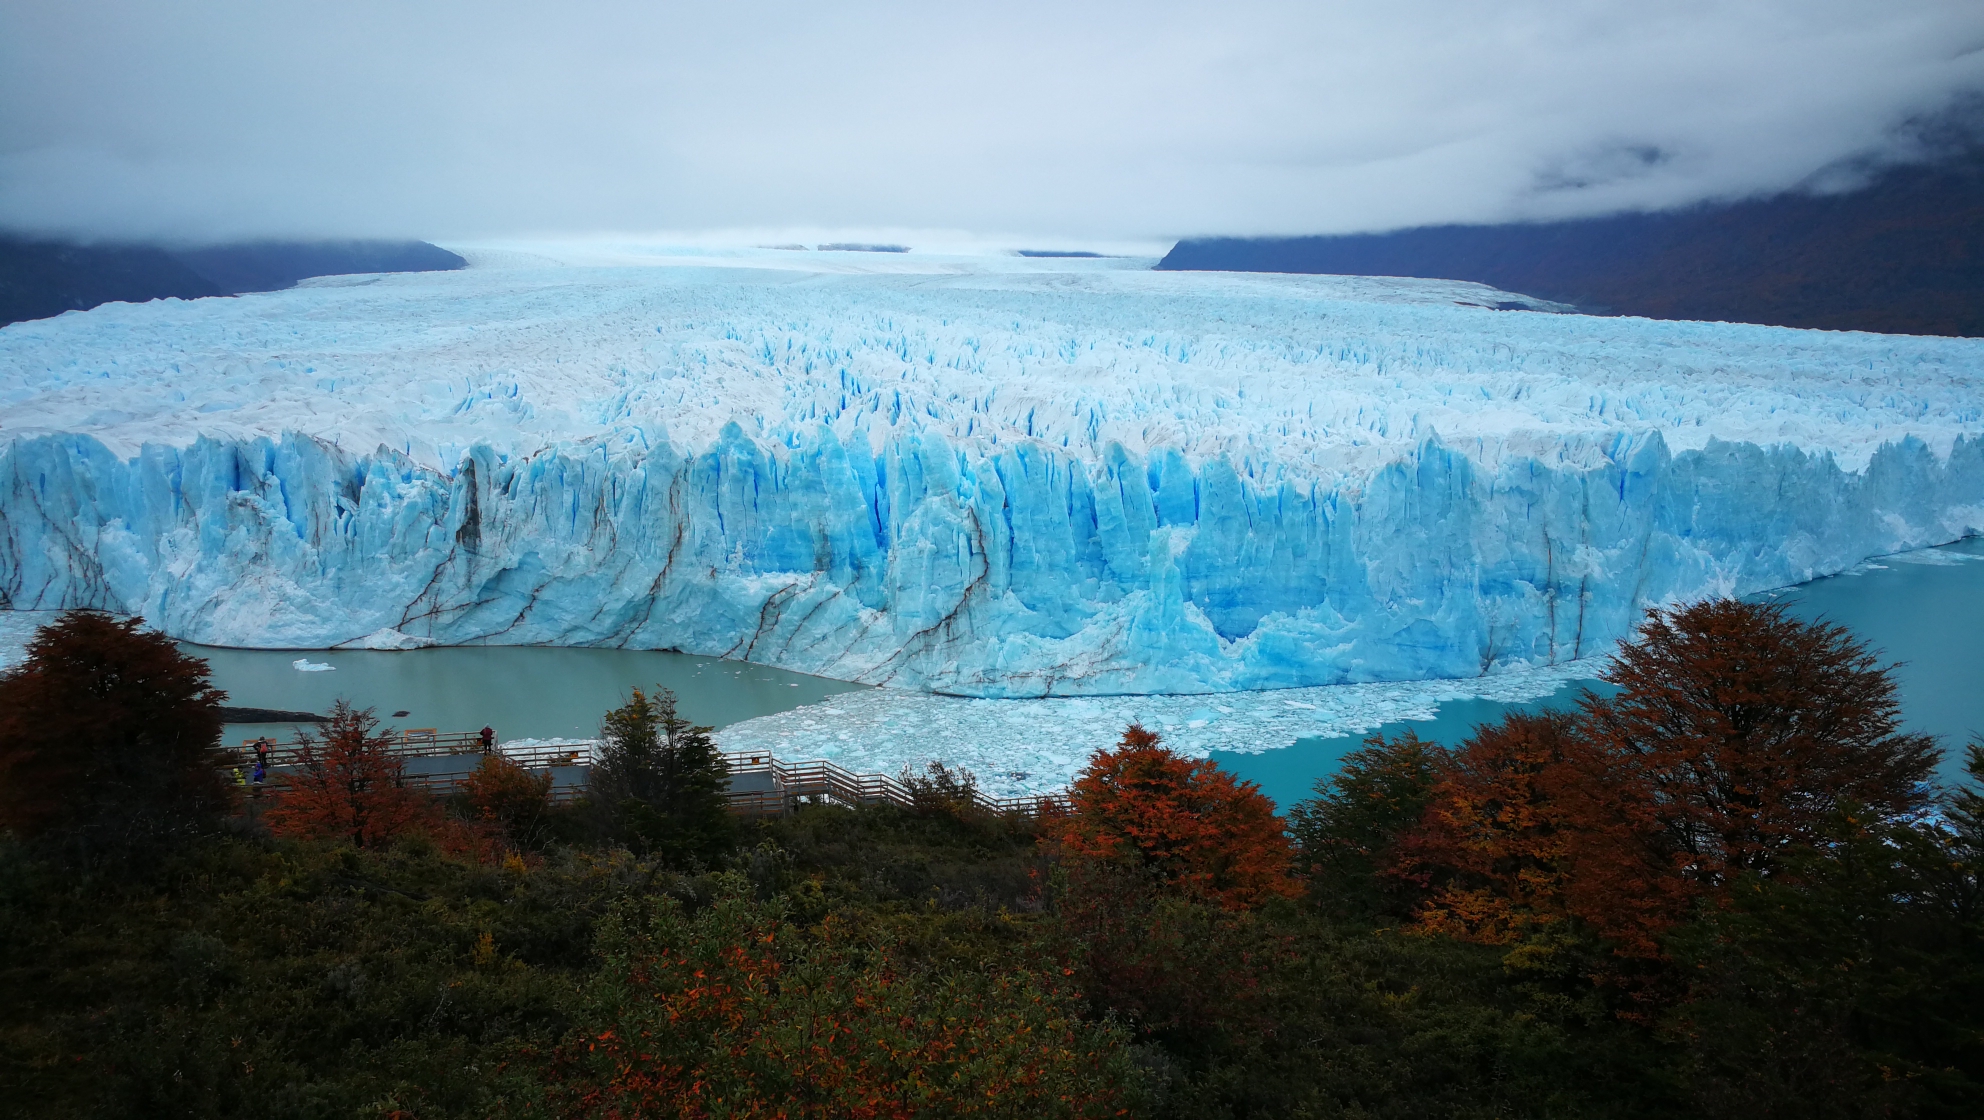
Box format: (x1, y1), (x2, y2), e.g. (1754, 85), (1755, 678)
(0, 237), (466, 328)
(0, 240), (223, 327)
(1159, 149), (1984, 337)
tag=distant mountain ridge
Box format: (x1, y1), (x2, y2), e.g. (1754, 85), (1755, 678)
(1159, 148), (1984, 338)
(0, 237), (465, 328)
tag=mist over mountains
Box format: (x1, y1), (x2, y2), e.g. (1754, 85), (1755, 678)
(1159, 142), (1984, 338)
(0, 238), (464, 328)
(7, 103), (1980, 339)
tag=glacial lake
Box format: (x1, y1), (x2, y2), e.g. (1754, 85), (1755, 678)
(192, 537), (1984, 804)
(1215, 536), (1984, 809)
(201, 644), (865, 748)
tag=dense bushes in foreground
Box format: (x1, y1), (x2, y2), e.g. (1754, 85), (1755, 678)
(1, 604), (1981, 1118)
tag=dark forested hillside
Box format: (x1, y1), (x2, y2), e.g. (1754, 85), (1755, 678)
(0, 239), (222, 327)
(3, 607), (1982, 1118)
(1159, 148), (1984, 337)
(0, 237), (465, 328)
(168, 240), (466, 296)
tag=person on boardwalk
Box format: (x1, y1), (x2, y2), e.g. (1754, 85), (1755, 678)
(479, 726), (495, 755)
(251, 758), (267, 797)
(254, 736), (272, 769)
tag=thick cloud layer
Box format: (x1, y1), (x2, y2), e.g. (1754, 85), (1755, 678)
(3, 1), (1981, 243)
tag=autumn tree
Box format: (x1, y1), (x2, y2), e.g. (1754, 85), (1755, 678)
(1404, 709), (1691, 965)
(461, 752), (554, 851)
(1051, 723), (1299, 908)
(0, 610), (228, 864)
(264, 700), (437, 847)
(550, 875), (1147, 1118)
(1288, 730), (1443, 918)
(587, 687), (731, 860)
(1406, 600), (1941, 964)
(1403, 712), (1582, 947)
(1583, 598), (1937, 887)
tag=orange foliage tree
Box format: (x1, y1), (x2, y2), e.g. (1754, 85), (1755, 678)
(1583, 598), (1937, 886)
(1406, 711), (1687, 961)
(1409, 712), (1584, 947)
(263, 700), (438, 847)
(550, 876), (1146, 1118)
(1407, 599), (1940, 963)
(461, 752), (553, 851)
(1051, 724), (1299, 908)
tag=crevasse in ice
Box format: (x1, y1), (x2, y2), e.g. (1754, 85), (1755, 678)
(2, 251), (1980, 696)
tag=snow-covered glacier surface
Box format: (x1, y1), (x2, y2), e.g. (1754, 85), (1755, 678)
(2, 247), (1981, 697)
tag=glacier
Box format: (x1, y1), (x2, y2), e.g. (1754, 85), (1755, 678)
(2, 246), (1981, 698)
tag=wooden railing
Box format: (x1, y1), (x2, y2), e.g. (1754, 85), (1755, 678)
(229, 733), (591, 800)
(233, 729), (523, 763)
(227, 734), (1068, 819)
(718, 751), (1068, 819)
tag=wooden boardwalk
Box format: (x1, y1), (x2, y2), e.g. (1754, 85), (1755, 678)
(229, 731), (1068, 819)
(719, 750), (1069, 819)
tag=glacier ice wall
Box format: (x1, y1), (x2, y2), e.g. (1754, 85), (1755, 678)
(2, 256), (1982, 696)
(3, 426), (1979, 695)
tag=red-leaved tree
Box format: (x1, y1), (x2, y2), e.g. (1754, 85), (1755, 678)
(264, 701), (438, 847)
(0, 610), (228, 863)
(1583, 598), (1937, 887)
(1408, 711), (1586, 947)
(1407, 599), (1938, 964)
(1051, 724), (1300, 908)
(1406, 710), (1688, 961)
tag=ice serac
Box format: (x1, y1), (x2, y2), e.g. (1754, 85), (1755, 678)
(1, 255), (1981, 696)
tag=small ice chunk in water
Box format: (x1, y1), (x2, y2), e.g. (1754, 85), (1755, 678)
(292, 658), (335, 672)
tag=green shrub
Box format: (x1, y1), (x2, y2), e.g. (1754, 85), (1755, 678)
(586, 687), (732, 862)
(540, 873), (1149, 1119)
(0, 837), (592, 1118)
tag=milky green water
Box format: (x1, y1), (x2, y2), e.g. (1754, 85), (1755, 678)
(1215, 537), (1984, 810)
(196, 643), (865, 747)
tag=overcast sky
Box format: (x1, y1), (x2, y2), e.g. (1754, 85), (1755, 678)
(3, 1), (1981, 245)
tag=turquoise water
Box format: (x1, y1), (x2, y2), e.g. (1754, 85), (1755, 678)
(1763, 537), (1984, 775)
(191, 537), (1984, 797)
(196, 643), (865, 748)
(1208, 683), (1608, 814)
(1215, 537), (1984, 810)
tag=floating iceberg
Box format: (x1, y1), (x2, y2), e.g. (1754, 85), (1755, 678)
(291, 659), (335, 672)
(2, 249), (1980, 696)
(713, 656), (1605, 797)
